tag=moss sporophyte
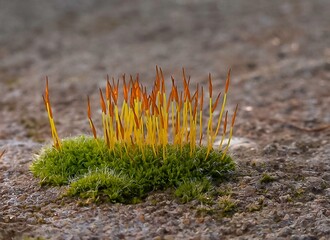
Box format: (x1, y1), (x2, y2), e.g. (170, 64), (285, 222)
(31, 67), (238, 203)
(0, 149), (5, 160)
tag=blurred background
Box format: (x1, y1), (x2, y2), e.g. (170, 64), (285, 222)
(0, 0), (329, 140)
(1, 2), (330, 239)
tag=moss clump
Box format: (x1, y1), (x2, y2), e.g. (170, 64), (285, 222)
(67, 168), (135, 202)
(260, 173), (276, 184)
(31, 136), (235, 203)
(174, 178), (211, 203)
(218, 195), (238, 216)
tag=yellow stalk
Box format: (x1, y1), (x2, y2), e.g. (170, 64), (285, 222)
(218, 111), (228, 150)
(87, 96), (97, 140)
(101, 112), (109, 147)
(222, 104), (238, 159)
(43, 78), (61, 150)
(206, 96), (213, 157)
(199, 86), (204, 146)
(215, 69), (231, 138)
(41, 68), (237, 162)
(171, 101), (175, 144)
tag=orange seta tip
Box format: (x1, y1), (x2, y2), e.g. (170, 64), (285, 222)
(212, 92), (221, 113)
(106, 77), (111, 100)
(87, 96), (92, 119)
(99, 88), (106, 113)
(200, 86), (204, 111)
(132, 108), (140, 129)
(43, 82), (54, 119)
(42, 95), (47, 109)
(225, 68), (231, 93)
(45, 76), (49, 99)
(231, 104), (238, 126)
(192, 83), (199, 101)
(0, 149), (6, 159)
(182, 68), (187, 86)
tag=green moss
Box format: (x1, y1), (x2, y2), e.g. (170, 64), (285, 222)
(174, 178), (211, 203)
(67, 168), (135, 202)
(214, 187), (232, 197)
(218, 195), (238, 216)
(260, 173), (276, 184)
(196, 205), (215, 217)
(31, 136), (235, 203)
(246, 197), (264, 212)
(294, 187), (305, 198)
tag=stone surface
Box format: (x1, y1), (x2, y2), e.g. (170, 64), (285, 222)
(0, 0), (330, 239)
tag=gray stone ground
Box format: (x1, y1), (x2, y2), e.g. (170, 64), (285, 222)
(0, 1), (329, 239)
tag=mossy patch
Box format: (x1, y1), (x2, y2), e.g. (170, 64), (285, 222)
(30, 136), (235, 203)
(260, 173), (276, 184)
